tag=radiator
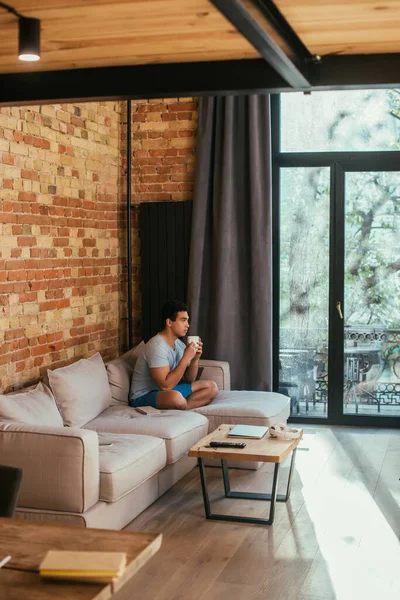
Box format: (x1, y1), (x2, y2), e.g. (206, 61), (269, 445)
(140, 201), (192, 342)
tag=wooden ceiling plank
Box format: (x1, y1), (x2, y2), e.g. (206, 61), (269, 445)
(0, 0), (262, 73)
(274, 0), (400, 55)
(8, 1), (218, 21)
(42, 19), (237, 39)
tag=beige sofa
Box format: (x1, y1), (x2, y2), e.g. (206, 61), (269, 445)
(0, 345), (290, 530)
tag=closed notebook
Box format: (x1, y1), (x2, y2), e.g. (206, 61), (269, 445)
(39, 550), (127, 583)
(228, 424), (269, 439)
(135, 406), (160, 415)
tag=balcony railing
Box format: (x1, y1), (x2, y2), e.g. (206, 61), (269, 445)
(280, 326), (400, 416)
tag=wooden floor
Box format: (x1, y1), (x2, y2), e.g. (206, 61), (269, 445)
(125, 425), (400, 600)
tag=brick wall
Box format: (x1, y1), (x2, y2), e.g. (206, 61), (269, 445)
(0, 102), (123, 392)
(130, 98), (199, 339)
(0, 97), (200, 392)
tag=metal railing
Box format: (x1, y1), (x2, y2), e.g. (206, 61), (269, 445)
(280, 326), (400, 414)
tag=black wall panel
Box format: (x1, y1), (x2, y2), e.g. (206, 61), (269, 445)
(140, 201), (192, 342)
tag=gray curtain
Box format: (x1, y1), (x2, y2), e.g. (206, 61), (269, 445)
(187, 95), (272, 391)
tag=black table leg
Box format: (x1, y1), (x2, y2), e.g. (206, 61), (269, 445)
(197, 448), (297, 526)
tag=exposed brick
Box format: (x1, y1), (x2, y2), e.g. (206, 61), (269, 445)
(0, 98), (197, 391)
(0, 101), (123, 392)
(11, 349), (30, 362)
(17, 236), (36, 247)
(71, 116), (85, 127)
(53, 238), (69, 247)
(168, 102), (198, 111)
(2, 153), (14, 165)
(21, 169), (39, 180)
(18, 192), (37, 202)
(5, 328), (24, 340)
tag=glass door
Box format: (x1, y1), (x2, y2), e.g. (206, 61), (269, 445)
(274, 89), (400, 425)
(343, 171), (400, 417)
(279, 167), (330, 418)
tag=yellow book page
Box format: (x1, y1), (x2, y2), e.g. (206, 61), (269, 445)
(40, 570), (121, 577)
(40, 572), (115, 584)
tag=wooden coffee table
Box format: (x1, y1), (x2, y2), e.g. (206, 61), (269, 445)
(188, 424), (303, 525)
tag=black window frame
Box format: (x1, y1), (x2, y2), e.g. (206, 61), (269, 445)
(271, 92), (400, 428)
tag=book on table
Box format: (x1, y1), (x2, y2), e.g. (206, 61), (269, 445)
(39, 550), (127, 583)
(227, 424), (269, 439)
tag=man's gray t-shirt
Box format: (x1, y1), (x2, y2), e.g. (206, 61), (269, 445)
(129, 334), (186, 401)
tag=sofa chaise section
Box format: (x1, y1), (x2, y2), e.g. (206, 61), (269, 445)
(193, 389), (291, 430)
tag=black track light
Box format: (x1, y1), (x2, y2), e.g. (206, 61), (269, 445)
(0, 2), (41, 62)
(18, 16), (40, 61)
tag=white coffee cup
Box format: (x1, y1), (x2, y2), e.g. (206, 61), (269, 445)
(187, 335), (200, 348)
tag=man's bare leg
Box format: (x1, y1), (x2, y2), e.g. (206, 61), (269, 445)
(156, 390), (187, 410)
(186, 380), (219, 410)
(155, 381), (218, 410)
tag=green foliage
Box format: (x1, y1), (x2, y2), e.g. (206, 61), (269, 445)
(280, 89), (400, 348)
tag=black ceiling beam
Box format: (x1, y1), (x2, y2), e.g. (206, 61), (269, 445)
(309, 53), (400, 90)
(2, 54), (400, 106)
(0, 59), (289, 106)
(253, 0), (313, 61)
(210, 0), (312, 88)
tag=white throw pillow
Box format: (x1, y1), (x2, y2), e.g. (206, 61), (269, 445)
(121, 342), (145, 368)
(48, 352), (111, 427)
(106, 342), (145, 406)
(0, 382), (63, 427)
(106, 360), (133, 406)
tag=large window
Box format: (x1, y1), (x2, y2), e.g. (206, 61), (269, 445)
(281, 89), (400, 152)
(274, 90), (400, 426)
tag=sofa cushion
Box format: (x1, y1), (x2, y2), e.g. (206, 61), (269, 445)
(0, 383), (63, 427)
(120, 342), (146, 368)
(48, 353), (112, 427)
(85, 406), (209, 464)
(192, 390), (290, 431)
(106, 342), (145, 406)
(98, 432), (166, 502)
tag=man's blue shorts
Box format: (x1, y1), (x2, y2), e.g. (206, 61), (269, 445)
(130, 382), (193, 409)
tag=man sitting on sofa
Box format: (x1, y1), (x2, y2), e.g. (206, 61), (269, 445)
(129, 300), (219, 410)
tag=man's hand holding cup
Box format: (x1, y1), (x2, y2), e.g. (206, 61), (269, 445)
(187, 336), (202, 360)
(184, 341), (197, 363)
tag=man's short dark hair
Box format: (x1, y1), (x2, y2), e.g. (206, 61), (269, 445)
(161, 300), (188, 326)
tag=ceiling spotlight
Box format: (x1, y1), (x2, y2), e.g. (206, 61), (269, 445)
(18, 17), (40, 61)
(0, 2), (41, 62)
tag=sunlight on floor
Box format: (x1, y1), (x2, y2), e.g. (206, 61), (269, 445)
(296, 428), (400, 600)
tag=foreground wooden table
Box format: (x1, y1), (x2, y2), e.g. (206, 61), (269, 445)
(0, 518), (162, 600)
(189, 424), (303, 525)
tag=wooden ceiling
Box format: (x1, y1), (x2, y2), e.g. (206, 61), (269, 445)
(0, 1), (400, 75)
(275, 0), (400, 56)
(0, 0), (259, 74)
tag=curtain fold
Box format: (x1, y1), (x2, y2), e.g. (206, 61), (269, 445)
(187, 95), (273, 390)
